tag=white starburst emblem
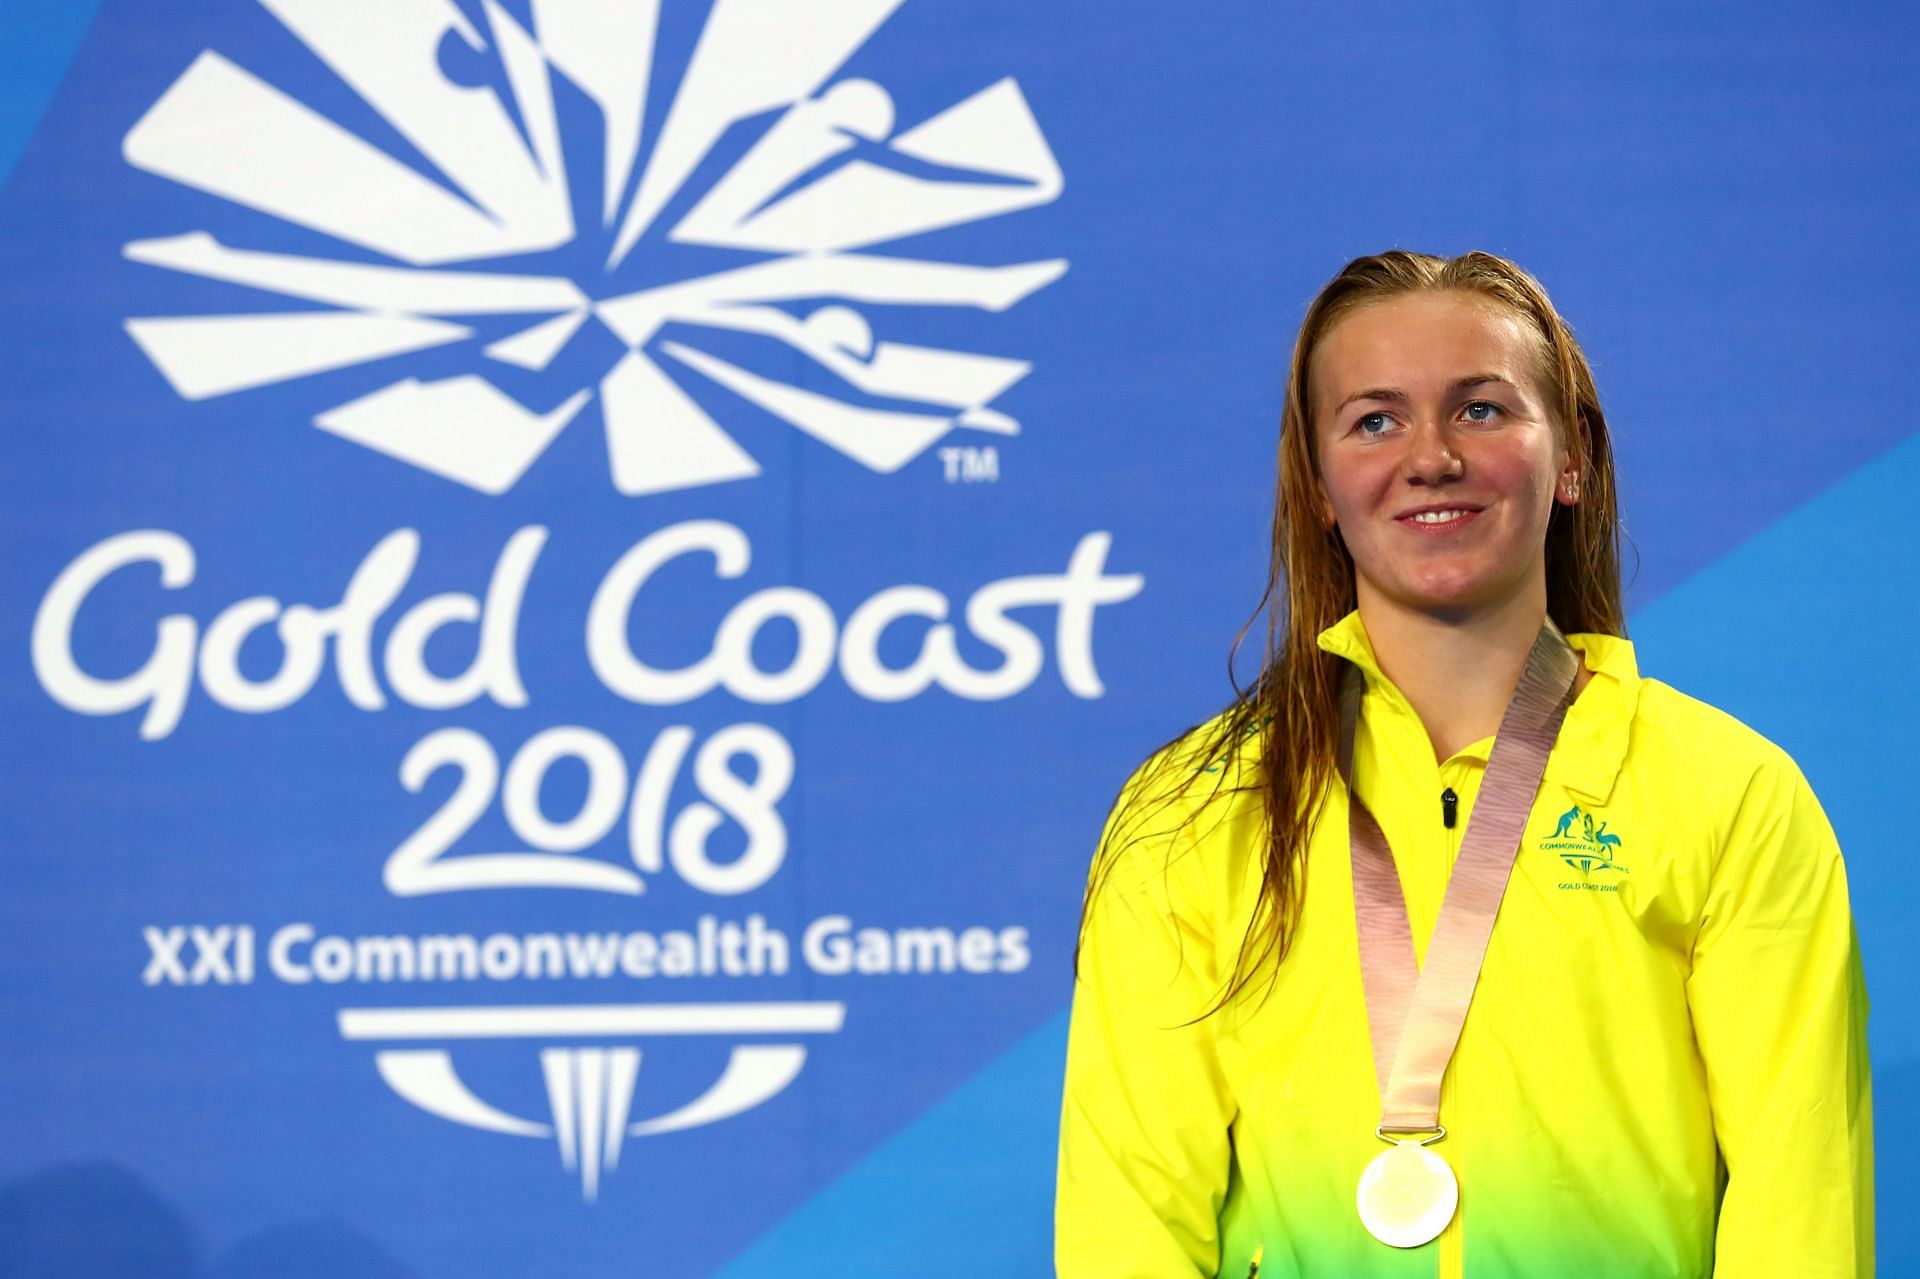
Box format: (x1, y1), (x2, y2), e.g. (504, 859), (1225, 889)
(121, 0), (1066, 494)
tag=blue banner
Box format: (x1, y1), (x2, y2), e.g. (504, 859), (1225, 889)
(1, 3), (1913, 1275)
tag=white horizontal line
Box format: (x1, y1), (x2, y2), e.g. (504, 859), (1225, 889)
(337, 1001), (846, 1041)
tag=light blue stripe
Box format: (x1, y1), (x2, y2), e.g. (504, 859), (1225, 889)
(1625, 429), (1919, 1271)
(0, 1), (106, 194)
(1629, 428), (1919, 1047)
(708, 1009), (1067, 1278)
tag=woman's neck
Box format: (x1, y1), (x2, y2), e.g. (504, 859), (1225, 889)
(1355, 586), (1558, 762)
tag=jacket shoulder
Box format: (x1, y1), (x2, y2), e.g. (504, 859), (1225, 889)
(1633, 678), (1799, 774)
(1628, 678), (1813, 819)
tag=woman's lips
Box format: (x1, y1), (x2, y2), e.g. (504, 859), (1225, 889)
(1394, 506), (1484, 532)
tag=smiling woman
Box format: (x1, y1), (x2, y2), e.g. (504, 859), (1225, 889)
(1316, 296), (1575, 638)
(1055, 251), (1873, 1279)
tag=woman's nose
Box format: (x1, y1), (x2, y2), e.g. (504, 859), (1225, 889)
(1404, 419), (1464, 485)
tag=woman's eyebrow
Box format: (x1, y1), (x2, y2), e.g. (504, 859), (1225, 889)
(1335, 374), (1514, 411)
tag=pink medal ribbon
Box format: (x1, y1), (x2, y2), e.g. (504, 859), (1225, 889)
(1339, 621), (1578, 1247)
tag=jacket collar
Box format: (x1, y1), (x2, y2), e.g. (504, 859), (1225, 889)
(1316, 610), (1638, 805)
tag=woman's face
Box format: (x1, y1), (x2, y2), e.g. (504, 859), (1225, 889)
(1309, 289), (1578, 625)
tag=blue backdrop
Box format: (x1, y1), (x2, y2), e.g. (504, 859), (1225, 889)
(0, 2), (1913, 1276)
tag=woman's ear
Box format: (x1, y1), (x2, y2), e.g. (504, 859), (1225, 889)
(1555, 463), (1580, 506)
(1555, 411), (1591, 506)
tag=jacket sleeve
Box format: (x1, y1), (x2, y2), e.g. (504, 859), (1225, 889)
(1055, 776), (1238, 1278)
(1685, 756), (1873, 1278)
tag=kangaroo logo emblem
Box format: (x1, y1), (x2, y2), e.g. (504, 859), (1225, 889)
(1541, 804), (1629, 880)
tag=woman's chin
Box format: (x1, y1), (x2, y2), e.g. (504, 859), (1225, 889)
(1362, 572), (1538, 624)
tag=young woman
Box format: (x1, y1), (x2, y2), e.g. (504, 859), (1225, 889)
(1055, 251), (1873, 1278)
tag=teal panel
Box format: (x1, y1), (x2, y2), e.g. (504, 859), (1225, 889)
(1629, 428), (1920, 1060)
(708, 1010), (1068, 1278)
(1630, 430), (1920, 1269)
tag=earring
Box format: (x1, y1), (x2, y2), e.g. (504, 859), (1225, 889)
(1564, 481), (1579, 500)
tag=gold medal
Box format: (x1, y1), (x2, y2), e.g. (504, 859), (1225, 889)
(1355, 1139), (1458, 1248)
(1341, 624), (1578, 1249)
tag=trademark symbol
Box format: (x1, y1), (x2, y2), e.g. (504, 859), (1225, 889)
(939, 445), (1000, 483)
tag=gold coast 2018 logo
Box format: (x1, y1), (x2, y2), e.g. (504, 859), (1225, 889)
(1542, 803), (1629, 892)
(41, 0), (1122, 1206)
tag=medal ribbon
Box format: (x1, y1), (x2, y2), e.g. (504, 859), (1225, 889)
(1340, 621), (1577, 1132)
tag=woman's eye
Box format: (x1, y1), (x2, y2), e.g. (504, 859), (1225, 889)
(1462, 400), (1502, 422)
(1356, 412), (1393, 436)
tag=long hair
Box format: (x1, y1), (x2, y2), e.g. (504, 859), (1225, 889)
(1077, 249), (1626, 1012)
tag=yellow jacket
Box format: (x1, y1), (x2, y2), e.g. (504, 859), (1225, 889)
(1057, 614), (1873, 1278)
